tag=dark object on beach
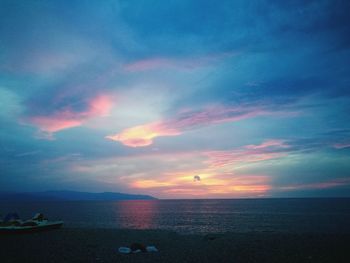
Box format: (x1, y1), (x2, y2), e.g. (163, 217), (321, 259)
(130, 243), (147, 253)
(118, 244), (158, 254)
(203, 234), (221, 241)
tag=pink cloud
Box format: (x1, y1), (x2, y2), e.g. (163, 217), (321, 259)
(124, 52), (236, 72)
(28, 94), (113, 138)
(167, 105), (269, 129)
(106, 105), (276, 147)
(125, 58), (177, 72)
(204, 140), (290, 168)
(333, 143), (350, 149)
(245, 139), (289, 150)
(30, 116), (83, 133)
(88, 95), (113, 117)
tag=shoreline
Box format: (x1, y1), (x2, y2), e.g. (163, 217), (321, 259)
(1, 228), (349, 262)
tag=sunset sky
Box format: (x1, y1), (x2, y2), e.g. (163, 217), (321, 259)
(1, 0), (350, 198)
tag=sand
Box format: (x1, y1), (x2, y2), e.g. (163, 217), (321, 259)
(1, 228), (350, 263)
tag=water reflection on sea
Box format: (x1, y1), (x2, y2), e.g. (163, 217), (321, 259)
(115, 200), (158, 229)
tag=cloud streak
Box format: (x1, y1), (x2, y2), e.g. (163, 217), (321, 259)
(124, 52), (236, 72)
(204, 140), (290, 168)
(333, 143), (350, 149)
(279, 178), (350, 191)
(106, 105), (281, 147)
(27, 95), (113, 138)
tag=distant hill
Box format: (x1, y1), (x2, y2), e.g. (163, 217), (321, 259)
(0, 190), (156, 201)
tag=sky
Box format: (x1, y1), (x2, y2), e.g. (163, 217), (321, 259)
(1, 0), (350, 199)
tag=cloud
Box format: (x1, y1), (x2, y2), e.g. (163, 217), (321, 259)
(105, 122), (180, 147)
(106, 105), (283, 147)
(60, 136), (350, 198)
(27, 95), (113, 138)
(204, 140), (290, 168)
(333, 143), (350, 149)
(124, 52), (236, 72)
(279, 178), (350, 191)
(0, 88), (23, 118)
(125, 57), (195, 72)
(14, 150), (41, 158)
(66, 146), (270, 198)
(245, 139), (289, 150)
(88, 94), (114, 117)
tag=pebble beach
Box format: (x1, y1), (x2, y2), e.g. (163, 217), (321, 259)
(1, 228), (349, 263)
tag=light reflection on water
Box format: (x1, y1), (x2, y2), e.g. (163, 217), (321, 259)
(1, 199), (350, 234)
(114, 200), (158, 229)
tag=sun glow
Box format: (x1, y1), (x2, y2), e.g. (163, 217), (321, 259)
(130, 170), (271, 198)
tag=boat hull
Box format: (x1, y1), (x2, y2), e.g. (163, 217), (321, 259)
(0, 221), (63, 234)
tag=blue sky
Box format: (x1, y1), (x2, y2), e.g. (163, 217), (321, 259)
(1, 0), (350, 198)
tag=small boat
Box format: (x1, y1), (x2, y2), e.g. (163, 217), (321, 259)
(0, 213), (63, 234)
(0, 220), (63, 234)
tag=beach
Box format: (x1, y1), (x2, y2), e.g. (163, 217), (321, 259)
(1, 228), (349, 263)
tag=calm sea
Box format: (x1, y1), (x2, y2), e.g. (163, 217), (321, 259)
(1, 198), (350, 234)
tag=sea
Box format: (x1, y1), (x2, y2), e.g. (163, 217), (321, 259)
(1, 198), (350, 234)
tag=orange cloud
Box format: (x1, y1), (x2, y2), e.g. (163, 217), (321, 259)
(105, 122), (180, 147)
(29, 94), (113, 137)
(132, 180), (176, 188)
(130, 171), (271, 198)
(67, 144), (274, 198)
